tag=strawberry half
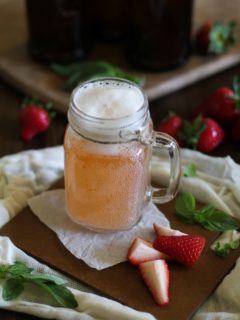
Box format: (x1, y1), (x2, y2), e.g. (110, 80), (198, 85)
(153, 223), (187, 237)
(139, 260), (170, 306)
(196, 20), (236, 55)
(153, 235), (206, 267)
(127, 237), (169, 266)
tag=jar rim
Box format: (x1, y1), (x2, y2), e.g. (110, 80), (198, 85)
(68, 77), (149, 143)
(69, 77), (148, 125)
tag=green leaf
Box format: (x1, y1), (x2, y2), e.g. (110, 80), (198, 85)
(8, 261), (33, 276)
(214, 239), (240, 257)
(2, 278), (24, 301)
(33, 279), (78, 308)
(209, 21), (237, 55)
(22, 273), (68, 285)
(51, 61), (144, 91)
(183, 163), (196, 177)
(178, 116), (206, 149)
(0, 261), (78, 309)
(0, 265), (10, 278)
(196, 206), (240, 231)
(175, 192), (196, 223)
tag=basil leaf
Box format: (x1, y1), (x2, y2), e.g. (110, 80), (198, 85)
(175, 192), (196, 223)
(2, 278), (24, 301)
(183, 163), (196, 177)
(34, 279), (78, 308)
(214, 239), (240, 257)
(0, 261), (78, 309)
(51, 61), (144, 91)
(22, 273), (67, 285)
(8, 261), (33, 276)
(196, 207), (239, 231)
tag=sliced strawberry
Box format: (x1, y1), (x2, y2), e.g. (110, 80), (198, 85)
(153, 235), (205, 267)
(139, 260), (170, 306)
(153, 224), (187, 237)
(127, 237), (169, 266)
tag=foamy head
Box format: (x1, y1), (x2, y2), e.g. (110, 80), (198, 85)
(73, 79), (144, 119)
(69, 78), (149, 142)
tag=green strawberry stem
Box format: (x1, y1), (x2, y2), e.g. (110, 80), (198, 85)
(208, 21), (237, 54)
(178, 115), (206, 149)
(21, 97), (56, 119)
(231, 77), (240, 110)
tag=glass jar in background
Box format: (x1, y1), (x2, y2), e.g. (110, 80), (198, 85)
(92, 0), (126, 41)
(25, 0), (94, 63)
(64, 78), (181, 233)
(125, 0), (193, 71)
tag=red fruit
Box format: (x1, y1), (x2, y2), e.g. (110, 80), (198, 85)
(19, 105), (51, 141)
(192, 83), (240, 126)
(196, 21), (236, 55)
(180, 116), (225, 153)
(196, 21), (213, 54)
(127, 237), (169, 266)
(139, 260), (170, 306)
(229, 115), (240, 142)
(197, 118), (225, 153)
(153, 223), (186, 237)
(153, 235), (205, 267)
(156, 114), (183, 140)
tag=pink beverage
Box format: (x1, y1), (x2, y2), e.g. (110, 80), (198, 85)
(64, 78), (181, 232)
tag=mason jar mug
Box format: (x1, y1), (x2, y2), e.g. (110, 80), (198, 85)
(64, 78), (181, 232)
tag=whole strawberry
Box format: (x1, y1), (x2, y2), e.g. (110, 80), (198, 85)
(153, 235), (206, 267)
(19, 99), (55, 141)
(156, 113), (183, 140)
(191, 78), (240, 126)
(196, 21), (236, 55)
(179, 116), (225, 153)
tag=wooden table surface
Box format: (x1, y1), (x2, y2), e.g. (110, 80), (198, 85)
(0, 1), (240, 319)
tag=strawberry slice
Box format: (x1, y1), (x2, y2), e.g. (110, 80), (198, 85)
(127, 237), (169, 266)
(139, 260), (170, 306)
(153, 223), (187, 237)
(153, 235), (206, 267)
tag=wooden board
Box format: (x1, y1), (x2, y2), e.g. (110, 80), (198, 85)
(0, 0), (240, 113)
(0, 179), (239, 320)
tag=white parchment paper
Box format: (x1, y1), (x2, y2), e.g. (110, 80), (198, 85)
(28, 189), (169, 270)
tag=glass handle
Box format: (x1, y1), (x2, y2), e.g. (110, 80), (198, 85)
(151, 132), (181, 203)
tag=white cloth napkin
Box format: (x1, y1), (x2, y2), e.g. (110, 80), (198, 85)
(0, 146), (64, 228)
(0, 236), (155, 320)
(151, 148), (240, 218)
(28, 190), (169, 270)
(0, 146), (240, 320)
